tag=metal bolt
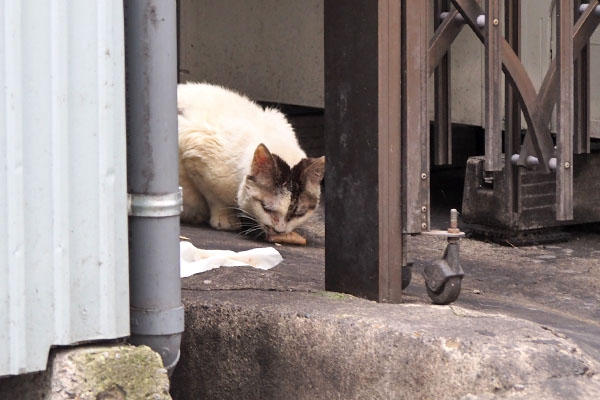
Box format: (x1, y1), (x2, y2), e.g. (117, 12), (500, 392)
(493, 18), (499, 26)
(450, 209), (458, 228)
(420, 173), (427, 180)
(421, 222), (427, 230)
(421, 206), (427, 213)
(448, 209), (460, 234)
(564, 161), (571, 169)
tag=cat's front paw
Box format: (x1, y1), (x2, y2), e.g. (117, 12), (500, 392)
(209, 211), (240, 231)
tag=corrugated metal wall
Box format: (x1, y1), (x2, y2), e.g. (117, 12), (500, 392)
(0, 0), (129, 376)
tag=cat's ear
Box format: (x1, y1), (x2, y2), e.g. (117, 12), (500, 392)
(302, 156), (325, 186)
(249, 144), (276, 185)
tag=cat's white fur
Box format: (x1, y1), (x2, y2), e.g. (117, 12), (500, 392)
(178, 82), (311, 232)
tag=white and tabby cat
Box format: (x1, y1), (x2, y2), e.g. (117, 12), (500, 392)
(178, 82), (325, 236)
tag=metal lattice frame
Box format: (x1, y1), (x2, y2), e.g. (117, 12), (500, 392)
(412, 0), (600, 227)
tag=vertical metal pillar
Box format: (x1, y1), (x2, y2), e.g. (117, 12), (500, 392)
(124, 0), (184, 372)
(433, 0), (452, 166)
(556, 0), (574, 221)
(574, 0), (591, 154)
(403, 0), (430, 233)
(324, 0), (403, 303)
(484, 0), (502, 171)
(505, 0), (521, 213)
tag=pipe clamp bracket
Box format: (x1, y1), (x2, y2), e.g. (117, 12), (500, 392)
(130, 305), (185, 336)
(128, 187), (183, 217)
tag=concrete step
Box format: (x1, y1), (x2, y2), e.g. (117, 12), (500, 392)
(170, 288), (600, 400)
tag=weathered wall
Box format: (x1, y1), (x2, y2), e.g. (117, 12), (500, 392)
(178, 0), (599, 137)
(178, 0), (323, 107)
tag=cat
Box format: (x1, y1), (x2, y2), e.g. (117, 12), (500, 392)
(177, 82), (325, 237)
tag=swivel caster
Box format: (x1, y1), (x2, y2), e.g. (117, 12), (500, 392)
(422, 209), (465, 305)
(423, 249), (464, 305)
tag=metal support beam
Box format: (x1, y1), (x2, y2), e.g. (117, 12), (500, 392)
(484, 0), (502, 171)
(403, 0), (430, 233)
(452, 0), (554, 173)
(433, 0), (452, 166)
(574, 0), (591, 154)
(505, 0), (521, 213)
(452, 0), (600, 175)
(536, 0), (600, 126)
(556, 0), (574, 221)
(324, 0), (403, 303)
(429, 9), (465, 76)
(517, 0), (599, 175)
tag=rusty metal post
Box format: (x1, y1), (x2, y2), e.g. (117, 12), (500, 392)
(574, 0), (591, 154)
(324, 0), (403, 303)
(433, 0), (452, 166)
(505, 0), (521, 213)
(484, 0), (502, 171)
(556, 0), (574, 221)
(403, 0), (430, 233)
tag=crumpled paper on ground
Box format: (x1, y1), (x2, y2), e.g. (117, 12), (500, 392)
(180, 240), (283, 278)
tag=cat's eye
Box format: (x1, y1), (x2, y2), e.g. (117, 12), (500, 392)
(261, 202), (273, 213)
(294, 210), (306, 218)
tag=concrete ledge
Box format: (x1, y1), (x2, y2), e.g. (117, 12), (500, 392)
(0, 345), (171, 400)
(171, 290), (600, 400)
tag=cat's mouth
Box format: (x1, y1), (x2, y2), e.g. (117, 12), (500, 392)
(263, 225), (285, 236)
(263, 226), (276, 235)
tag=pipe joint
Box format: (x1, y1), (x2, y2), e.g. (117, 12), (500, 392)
(130, 306), (185, 336)
(128, 188), (183, 217)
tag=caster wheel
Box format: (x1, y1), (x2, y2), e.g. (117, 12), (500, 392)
(402, 264), (412, 290)
(426, 276), (462, 305)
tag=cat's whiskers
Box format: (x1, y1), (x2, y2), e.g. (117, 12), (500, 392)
(239, 222), (267, 239)
(224, 205), (258, 223)
(240, 225), (263, 235)
(225, 205), (248, 213)
(237, 214), (257, 222)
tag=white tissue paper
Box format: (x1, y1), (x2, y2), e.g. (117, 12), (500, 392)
(180, 240), (283, 278)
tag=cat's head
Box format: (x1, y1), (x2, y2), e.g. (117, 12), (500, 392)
(237, 144), (325, 235)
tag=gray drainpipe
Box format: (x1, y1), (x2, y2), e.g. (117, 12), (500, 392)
(124, 0), (184, 374)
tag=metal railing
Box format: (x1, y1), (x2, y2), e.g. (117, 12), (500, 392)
(417, 0), (600, 227)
